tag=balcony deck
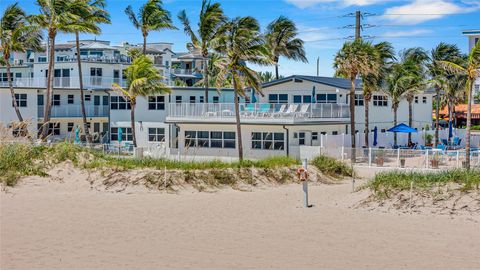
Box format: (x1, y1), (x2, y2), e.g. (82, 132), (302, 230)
(38, 105), (109, 118)
(0, 76), (127, 89)
(166, 103), (350, 125)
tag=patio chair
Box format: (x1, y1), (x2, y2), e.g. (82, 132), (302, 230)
(441, 139), (449, 146)
(295, 104), (310, 118)
(242, 104), (255, 117)
(282, 104), (298, 117)
(258, 104), (271, 117)
(272, 104), (287, 117)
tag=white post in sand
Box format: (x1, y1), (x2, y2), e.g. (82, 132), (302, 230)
(397, 148), (400, 168)
(300, 159), (309, 208)
(164, 166), (167, 191)
(368, 147), (372, 167)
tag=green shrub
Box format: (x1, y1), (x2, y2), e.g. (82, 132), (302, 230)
(311, 155), (353, 177)
(0, 143), (47, 186)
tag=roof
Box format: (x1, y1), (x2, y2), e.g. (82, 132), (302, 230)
(53, 44), (75, 50)
(262, 75), (362, 90)
(462, 30), (480, 36)
(174, 52), (204, 59)
(79, 42), (118, 50)
(438, 104), (480, 119)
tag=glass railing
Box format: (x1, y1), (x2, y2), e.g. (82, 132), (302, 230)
(38, 105), (109, 118)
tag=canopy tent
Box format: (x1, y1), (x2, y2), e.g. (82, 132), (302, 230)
(387, 123), (418, 133)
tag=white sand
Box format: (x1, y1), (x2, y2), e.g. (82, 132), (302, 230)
(1, 172), (480, 270)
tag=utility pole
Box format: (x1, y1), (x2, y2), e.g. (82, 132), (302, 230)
(316, 57), (319, 76)
(355, 10), (361, 40)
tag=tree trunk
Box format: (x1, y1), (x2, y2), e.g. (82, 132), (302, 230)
(76, 31), (91, 144)
(448, 98), (453, 143)
(435, 86), (440, 147)
(142, 33), (147, 55)
(203, 57), (209, 103)
(364, 97), (369, 147)
(233, 77), (243, 161)
(350, 78), (356, 163)
(465, 82), (473, 170)
(41, 32), (56, 140)
(394, 106), (398, 147)
(408, 99), (413, 145)
(6, 59), (24, 122)
(130, 100), (137, 147)
(274, 56), (279, 80)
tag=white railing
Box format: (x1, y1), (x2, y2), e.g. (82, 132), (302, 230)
(37, 56), (132, 64)
(167, 103), (349, 119)
(0, 76), (127, 89)
(38, 105), (109, 118)
(172, 69), (200, 75)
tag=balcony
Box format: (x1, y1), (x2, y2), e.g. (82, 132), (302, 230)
(37, 56), (132, 64)
(38, 105), (109, 118)
(171, 69), (202, 77)
(166, 103), (350, 124)
(0, 76), (127, 89)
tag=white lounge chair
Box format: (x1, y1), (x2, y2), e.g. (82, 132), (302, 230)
(282, 104), (298, 117)
(295, 104), (310, 118)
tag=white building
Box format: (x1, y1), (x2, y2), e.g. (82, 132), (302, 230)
(462, 30), (480, 102)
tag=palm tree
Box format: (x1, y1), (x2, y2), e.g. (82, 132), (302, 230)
(399, 47), (429, 144)
(70, 0), (110, 143)
(429, 43), (462, 147)
(112, 55), (171, 147)
(178, 0), (225, 103)
(334, 40), (380, 162)
(442, 73), (466, 130)
(361, 41), (395, 147)
(265, 16), (307, 80)
(438, 41), (480, 170)
(385, 63), (410, 146)
(258, 71), (275, 83)
(0, 3), (43, 125)
(125, 0), (176, 55)
(33, 0), (81, 139)
(212, 16), (273, 161)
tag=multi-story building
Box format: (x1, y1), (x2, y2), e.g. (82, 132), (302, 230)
(170, 51), (204, 86)
(462, 30), (480, 102)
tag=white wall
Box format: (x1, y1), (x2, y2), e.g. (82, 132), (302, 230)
(0, 88), (38, 134)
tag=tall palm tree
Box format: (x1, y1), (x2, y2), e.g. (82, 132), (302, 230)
(32, 0), (81, 139)
(125, 0), (176, 55)
(441, 73), (466, 130)
(0, 3), (43, 124)
(429, 43), (462, 147)
(112, 55), (171, 147)
(265, 16), (307, 80)
(70, 0), (110, 143)
(438, 41), (480, 170)
(334, 40), (380, 162)
(258, 71), (276, 83)
(212, 16), (273, 161)
(178, 0), (225, 103)
(385, 63), (410, 146)
(361, 41), (395, 147)
(399, 47), (429, 144)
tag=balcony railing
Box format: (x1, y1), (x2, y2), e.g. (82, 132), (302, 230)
(38, 105), (109, 118)
(0, 76), (127, 89)
(36, 56), (132, 64)
(172, 69), (201, 76)
(167, 103), (349, 120)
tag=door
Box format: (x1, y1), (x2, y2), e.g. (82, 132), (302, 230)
(299, 132), (306, 146)
(94, 95), (100, 116)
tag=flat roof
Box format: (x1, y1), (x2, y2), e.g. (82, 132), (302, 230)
(462, 30), (480, 35)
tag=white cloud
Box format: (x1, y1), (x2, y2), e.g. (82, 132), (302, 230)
(382, 0), (480, 25)
(381, 29), (431, 37)
(284, 0), (384, 8)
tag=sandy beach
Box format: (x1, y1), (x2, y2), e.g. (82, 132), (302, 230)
(1, 171), (480, 270)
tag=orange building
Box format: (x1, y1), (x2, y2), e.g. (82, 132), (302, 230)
(436, 104), (480, 126)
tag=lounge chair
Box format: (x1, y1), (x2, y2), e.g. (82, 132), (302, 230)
(295, 104), (310, 118)
(282, 104), (298, 117)
(258, 104), (272, 117)
(242, 104), (255, 117)
(273, 104), (287, 117)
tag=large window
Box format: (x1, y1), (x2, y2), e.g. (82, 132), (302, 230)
(148, 128), (165, 142)
(52, 94), (60, 106)
(68, 95), (74, 104)
(373, 95), (388, 107)
(148, 96), (165, 110)
(110, 96), (131, 110)
(175, 96), (182, 103)
(38, 123), (60, 136)
(316, 93), (337, 104)
(268, 94), (288, 104)
(213, 96), (219, 103)
(185, 131), (235, 149)
(251, 132), (285, 150)
(190, 96), (196, 103)
(110, 127), (133, 141)
(90, 67), (102, 77)
(13, 94), (27, 107)
(293, 95), (312, 103)
(354, 94), (364, 106)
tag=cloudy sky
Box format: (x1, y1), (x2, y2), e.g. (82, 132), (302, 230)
(2, 0), (479, 76)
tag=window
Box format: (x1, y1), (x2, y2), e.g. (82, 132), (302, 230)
(354, 94), (364, 106)
(185, 131), (235, 149)
(13, 94), (27, 107)
(52, 94), (60, 106)
(475, 84), (480, 92)
(251, 132), (285, 150)
(148, 128), (165, 142)
(68, 95), (74, 104)
(316, 93), (337, 104)
(414, 96), (419, 104)
(110, 96), (131, 110)
(268, 94), (288, 104)
(40, 123), (60, 135)
(56, 55), (66, 62)
(213, 96), (219, 103)
(113, 70), (120, 78)
(90, 67), (102, 77)
(110, 127), (133, 141)
(332, 131), (338, 135)
(0, 72), (12, 82)
(94, 123), (100, 133)
(37, 95), (44, 106)
(312, 132), (318, 141)
(422, 96), (427, 104)
(38, 56), (47, 62)
(190, 96), (196, 103)
(199, 96), (204, 103)
(148, 96), (165, 110)
(373, 95), (388, 107)
(15, 73), (22, 78)
(475, 38), (479, 45)
(293, 95), (312, 103)
(298, 132), (305, 145)
(94, 95), (101, 106)
(85, 95), (91, 101)
(103, 96), (109, 106)
(175, 96), (182, 103)
(67, 122), (74, 132)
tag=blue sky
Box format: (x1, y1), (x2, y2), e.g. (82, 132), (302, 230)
(1, 0), (479, 76)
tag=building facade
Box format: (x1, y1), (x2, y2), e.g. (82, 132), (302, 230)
(462, 30), (480, 103)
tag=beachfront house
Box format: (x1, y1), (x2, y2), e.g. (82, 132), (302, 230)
(462, 30), (480, 103)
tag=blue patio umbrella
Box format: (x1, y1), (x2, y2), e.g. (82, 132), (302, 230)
(311, 86), (316, 103)
(373, 126), (378, 147)
(250, 89), (257, 103)
(74, 126), (80, 144)
(118, 127), (123, 143)
(448, 120), (453, 139)
(387, 123), (418, 133)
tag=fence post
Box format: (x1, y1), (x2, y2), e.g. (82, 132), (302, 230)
(425, 149), (429, 169)
(368, 147), (372, 167)
(341, 146), (345, 161)
(456, 151), (460, 168)
(397, 148), (400, 168)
